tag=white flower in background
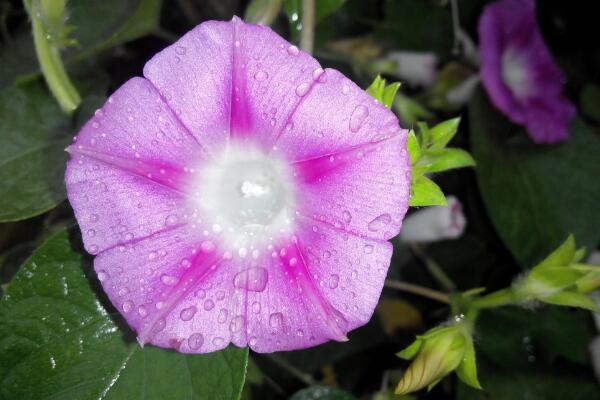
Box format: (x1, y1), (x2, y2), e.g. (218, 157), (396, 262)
(399, 196), (466, 243)
(388, 51), (438, 88)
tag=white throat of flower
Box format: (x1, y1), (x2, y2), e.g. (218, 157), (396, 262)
(191, 144), (296, 250)
(501, 46), (533, 99)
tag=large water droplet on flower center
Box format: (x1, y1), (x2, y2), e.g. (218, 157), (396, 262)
(219, 159), (285, 226)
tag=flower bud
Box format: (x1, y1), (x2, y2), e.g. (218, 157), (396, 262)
(399, 196), (465, 243)
(395, 320), (480, 395)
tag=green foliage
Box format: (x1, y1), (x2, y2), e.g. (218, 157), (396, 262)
(470, 89), (600, 267)
(408, 117), (475, 207)
(244, 0), (282, 25)
(1, 0), (163, 89)
(366, 75), (400, 109)
(0, 229), (249, 400)
(0, 82), (71, 222)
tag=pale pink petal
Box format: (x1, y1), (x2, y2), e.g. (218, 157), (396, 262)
(143, 21), (233, 154)
(293, 134), (410, 241)
(272, 68), (402, 161)
(65, 78), (203, 254)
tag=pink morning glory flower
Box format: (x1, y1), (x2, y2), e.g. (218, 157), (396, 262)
(478, 0), (576, 143)
(65, 17), (410, 353)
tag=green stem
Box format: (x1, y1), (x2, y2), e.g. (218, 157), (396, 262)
(385, 279), (451, 304)
(410, 244), (456, 292)
(300, 0), (315, 54)
(27, 1), (80, 114)
(470, 288), (514, 309)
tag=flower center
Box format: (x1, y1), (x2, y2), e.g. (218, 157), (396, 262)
(193, 144), (295, 246)
(501, 47), (533, 99)
(219, 159), (285, 226)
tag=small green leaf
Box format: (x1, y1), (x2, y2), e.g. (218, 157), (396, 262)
(409, 175), (447, 207)
(543, 291), (600, 312)
(366, 75), (400, 108)
(455, 337), (482, 389)
(397, 339), (423, 360)
(536, 234), (577, 268)
(420, 148), (476, 173)
(407, 130), (421, 164)
(529, 266), (583, 291)
(428, 117), (461, 150)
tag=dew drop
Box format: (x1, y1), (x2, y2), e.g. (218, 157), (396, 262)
(363, 244), (374, 254)
(161, 274), (178, 286)
(342, 210), (352, 223)
(204, 299), (215, 310)
(254, 70), (268, 81)
(212, 336), (225, 346)
(90, 213), (99, 222)
(295, 82), (310, 97)
(342, 85), (350, 95)
(249, 336), (258, 346)
(200, 240), (216, 254)
(287, 45), (299, 56)
(138, 305), (148, 317)
(349, 105), (369, 132)
(233, 268), (269, 292)
(97, 270), (108, 282)
(351, 270), (358, 279)
(252, 301), (261, 314)
(328, 274), (340, 289)
(229, 316), (244, 333)
(89, 245), (99, 254)
(180, 258), (192, 268)
(238, 247), (248, 258)
(175, 45), (186, 55)
(218, 308), (228, 323)
(312, 67), (325, 82)
(122, 300), (133, 313)
(269, 312), (283, 329)
(180, 306), (197, 321)
(187, 333), (204, 350)
(165, 214), (178, 226)
(367, 213), (392, 232)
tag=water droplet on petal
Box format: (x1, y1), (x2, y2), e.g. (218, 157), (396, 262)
(97, 270), (108, 282)
(254, 70), (268, 81)
(229, 316), (244, 333)
(363, 244), (374, 254)
(349, 105), (369, 132)
(200, 240), (216, 254)
(287, 45), (299, 55)
(204, 299), (215, 310)
(295, 82), (310, 97)
(252, 301), (261, 314)
(161, 274), (178, 286)
(233, 267), (269, 292)
(175, 46), (186, 55)
(180, 306), (197, 321)
(342, 211), (352, 223)
(165, 214), (178, 226)
(138, 305), (148, 317)
(90, 213), (99, 223)
(328, 274), (340, 289)
(89, 244), (99, 254)
(188, 333), (204, 350)
(269, 312), (283, 329)
(218, 308), (228, 323)
(122, 300), (133, 313)
(312, 67), (325, 82)
(212, 336), (225, 346)
(368, 213), (392, 232)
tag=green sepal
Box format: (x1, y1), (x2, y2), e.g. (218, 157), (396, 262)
(419, 148), (476, 173)
(529, 266), (584, 292)
(455, 336), (482, 389)
(543, 291), (600, 312)
(407, 130), (421, 164)
(536, 234), (577, 268)
(428, 117), (461, 150)
(367, 75), (401, 108)
(409, 174), (447, 207)
(397, 339), (423, 360)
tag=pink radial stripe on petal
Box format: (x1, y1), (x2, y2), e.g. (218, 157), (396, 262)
(294, 134), (410, 241)
(271, 68), (403, 162)
(228, 17), (321, 147)
(143, 21), (233, 155)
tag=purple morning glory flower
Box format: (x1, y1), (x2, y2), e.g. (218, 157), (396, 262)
(65, 17), (410, 353)
(478, 0), (576, 143)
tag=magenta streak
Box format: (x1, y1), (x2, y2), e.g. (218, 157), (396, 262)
(277, 239), (349, 341)
(137, 247), (223, 344)
(67, 145), (192, 195)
